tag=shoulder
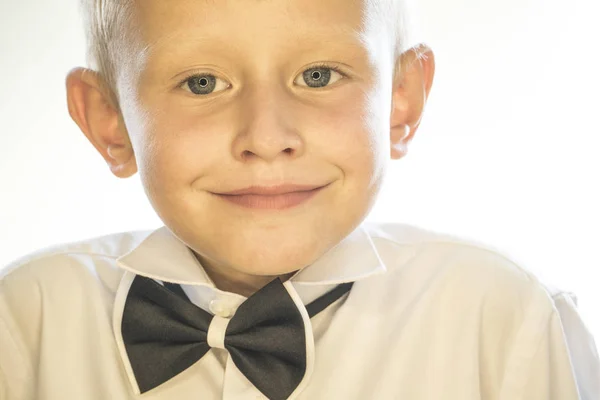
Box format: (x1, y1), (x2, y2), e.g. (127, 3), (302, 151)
(0, 228), (155, 354)
(360, 222), (588, 372)
(364, 221), (554, 287)
(0, 228), (154, 306)
(359, 225), (598, 397)
(0, 229), (154, 395)
(361, 221), (565, 321)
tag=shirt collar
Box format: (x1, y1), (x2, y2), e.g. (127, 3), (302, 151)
(116, 222), (387, 287)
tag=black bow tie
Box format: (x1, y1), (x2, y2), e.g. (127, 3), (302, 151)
(121, 275), (353, 399)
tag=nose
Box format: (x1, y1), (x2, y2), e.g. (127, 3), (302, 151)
(232, 84), (304, 163)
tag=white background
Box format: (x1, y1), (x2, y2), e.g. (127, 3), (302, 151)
(0, 0), (598, 340)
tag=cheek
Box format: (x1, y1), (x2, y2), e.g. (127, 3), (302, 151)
(123, 89), (225, 178)
(355, 86), (391, 181)
(318, 90), (387, 180)
(138, 115), (224, 184)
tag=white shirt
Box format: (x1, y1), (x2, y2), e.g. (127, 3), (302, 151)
(1, 222), (598, 400)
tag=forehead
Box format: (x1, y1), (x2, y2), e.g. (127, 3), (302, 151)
(131, 0), (372, 58)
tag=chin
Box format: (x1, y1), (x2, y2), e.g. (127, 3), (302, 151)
(232, 247), (319, 276)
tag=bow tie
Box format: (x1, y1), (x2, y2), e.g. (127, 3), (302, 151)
(121, 275), (353, 399)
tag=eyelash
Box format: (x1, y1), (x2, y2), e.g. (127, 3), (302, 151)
(177, 62), (347, 93)
(306, 62), (347, 77)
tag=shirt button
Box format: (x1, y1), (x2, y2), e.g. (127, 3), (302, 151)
(209, 299), (234, 318)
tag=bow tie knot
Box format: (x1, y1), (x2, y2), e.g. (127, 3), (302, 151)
(206, 315), (230, 349)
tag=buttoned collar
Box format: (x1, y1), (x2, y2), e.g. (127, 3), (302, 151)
(115, 222), (388, 288)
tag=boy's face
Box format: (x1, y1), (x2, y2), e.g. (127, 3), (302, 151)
(69, 0), (434, 285)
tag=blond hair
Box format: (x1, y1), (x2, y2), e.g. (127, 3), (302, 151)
(79, 0), (136, 109)
(78, 0), (418, 108)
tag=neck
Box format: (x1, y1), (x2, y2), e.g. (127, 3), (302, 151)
(193, 252), (296, 297)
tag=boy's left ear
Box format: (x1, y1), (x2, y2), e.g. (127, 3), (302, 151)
(389, 44), (435, 159)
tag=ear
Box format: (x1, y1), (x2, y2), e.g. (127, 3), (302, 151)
(389, 44), (435, 159)
(65, 67), (137, 178)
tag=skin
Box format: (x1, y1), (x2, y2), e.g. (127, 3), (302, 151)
(65, 0), (435, 297)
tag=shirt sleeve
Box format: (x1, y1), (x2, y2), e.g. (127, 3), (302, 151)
(501, 288), (600, 400)
(0, 286), (34, 400)
(496, 282), (600, 400)
(0, 366), (5, 400)
(552, 292), (600, 400)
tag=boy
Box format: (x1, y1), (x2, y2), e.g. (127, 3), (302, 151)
(1, 0), (598, 399)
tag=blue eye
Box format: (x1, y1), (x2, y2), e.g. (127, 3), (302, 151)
(187, 75), (217, 95)
(179, 63), (347, 96)
(297, 64), (346, 88)
(182, 74), (228, 96)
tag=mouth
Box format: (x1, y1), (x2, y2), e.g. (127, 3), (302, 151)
(212, 183), (329, 210)
(216, 183), (326, 196)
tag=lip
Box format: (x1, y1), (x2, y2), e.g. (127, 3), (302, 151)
(216, 183), (326, 196)
(212, 183), (329, 210)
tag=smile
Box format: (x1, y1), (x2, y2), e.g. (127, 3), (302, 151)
(213, 185), (328, 210)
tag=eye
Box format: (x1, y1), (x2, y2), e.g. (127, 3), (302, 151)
(294, 63), (346, 89)
(178, 63), (347, 96)
(180, 74), (230, 96)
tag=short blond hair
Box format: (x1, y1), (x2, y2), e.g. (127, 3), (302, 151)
(79, 0), (136, 108)
(79, 0), (418, 108)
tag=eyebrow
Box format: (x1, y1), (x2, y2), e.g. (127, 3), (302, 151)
(141, 24), (369, 58)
